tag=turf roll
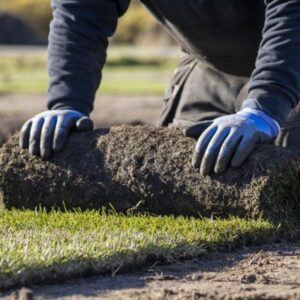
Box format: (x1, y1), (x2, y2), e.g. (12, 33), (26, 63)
(0, 125), (299, 221)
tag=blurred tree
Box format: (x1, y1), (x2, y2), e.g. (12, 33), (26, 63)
(114, 1), (174, 45)
(0, 12), (41, 44)
(0, 0), (51, 39)
(0, 0), (173, 45)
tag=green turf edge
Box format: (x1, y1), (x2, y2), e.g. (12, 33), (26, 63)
(1, 209), (298, 291)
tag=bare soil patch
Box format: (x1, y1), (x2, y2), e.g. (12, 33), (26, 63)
(0, 93), (162, 144)
(3, 243), (300, 300)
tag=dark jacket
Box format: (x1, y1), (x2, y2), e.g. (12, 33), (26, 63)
(48, 0), (300, 125)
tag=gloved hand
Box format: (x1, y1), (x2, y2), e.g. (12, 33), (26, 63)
(20, 110), (93, 159)
(184, 108), (280, 175)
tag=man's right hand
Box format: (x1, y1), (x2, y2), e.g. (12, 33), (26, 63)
(20, 110), (94, 159)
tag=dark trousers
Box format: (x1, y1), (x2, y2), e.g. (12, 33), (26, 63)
(158, 53), (300, 148)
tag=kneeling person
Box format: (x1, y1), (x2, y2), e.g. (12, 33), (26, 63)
(20, 0), (300, 175)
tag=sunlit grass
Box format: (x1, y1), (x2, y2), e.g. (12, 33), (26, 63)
(0, 209), (277, 289)
(0, 47), (293, 292)
(0, 48), (179, 95)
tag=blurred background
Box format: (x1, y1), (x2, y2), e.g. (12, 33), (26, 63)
(0, 0), (180, 143)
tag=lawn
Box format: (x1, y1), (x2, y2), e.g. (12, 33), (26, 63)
(0, 46), (179, 95)
(0, 209), (279, 290)
(0, 46), (297, 292)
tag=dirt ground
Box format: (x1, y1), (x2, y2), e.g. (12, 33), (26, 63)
(1, 94), (300, 300)
(0, 93), (162, 144)
(2, 243), (300, 300)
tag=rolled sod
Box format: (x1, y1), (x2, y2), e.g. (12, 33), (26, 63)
(0, 125), (299, 222)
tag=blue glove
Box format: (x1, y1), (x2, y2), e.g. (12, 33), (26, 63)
(20, 110), (93, 159)
(184, 108), (280, 175)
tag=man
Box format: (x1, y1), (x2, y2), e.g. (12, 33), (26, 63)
(20, 0), (300, 175)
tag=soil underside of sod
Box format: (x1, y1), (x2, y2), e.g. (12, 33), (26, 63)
(0, 126), (300, 223)
(0, 126), (299, 296)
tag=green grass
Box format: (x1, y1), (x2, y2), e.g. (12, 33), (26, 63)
(0, 209), (280, 290)
(0, 48), (178, 95)
(0, 47), (297, 291)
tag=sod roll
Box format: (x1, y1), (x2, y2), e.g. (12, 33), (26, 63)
(0, 126), (299, 221)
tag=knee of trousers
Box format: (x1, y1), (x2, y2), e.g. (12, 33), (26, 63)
(275, 103), (300, 148)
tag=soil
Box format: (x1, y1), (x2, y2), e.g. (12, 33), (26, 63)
(2, 243), (300, 300)
(1, 94), (300, 299)
(0, 93), (162, 145)
(1, 125), (300, 222)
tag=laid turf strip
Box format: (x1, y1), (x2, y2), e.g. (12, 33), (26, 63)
(0, 210), (276, 290)
(0, 126), (300, 222)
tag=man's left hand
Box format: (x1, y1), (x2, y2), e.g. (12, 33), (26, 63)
(184, 108), (280, 176)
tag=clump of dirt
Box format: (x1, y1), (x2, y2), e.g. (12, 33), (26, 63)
(0, 125), (300, 222)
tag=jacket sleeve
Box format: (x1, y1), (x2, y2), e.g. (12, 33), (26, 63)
(47, 0), (130, 115)
(245, 0), (300, 125)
